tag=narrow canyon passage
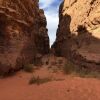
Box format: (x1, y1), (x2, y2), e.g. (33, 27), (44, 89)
(0, 0), (99, 74)
(39, 0), (62, 46)
(40, 0), (100, 72)
(0, 0), (100, 100)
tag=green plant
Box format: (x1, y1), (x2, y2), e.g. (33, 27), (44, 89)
(63, 61), (100, 78)
(77, 25), (86, 34)
(23, 64), (34, 73)
(0, 71), (15, 78)
(29, 76), (52, 85)
(78, 69), (100, 78)
(63, 61), (76, 74)
(77, 69), (90, 78)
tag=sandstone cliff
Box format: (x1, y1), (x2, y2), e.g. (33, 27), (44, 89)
(0, 0), (50, 74)
(52, 0), (100, 71)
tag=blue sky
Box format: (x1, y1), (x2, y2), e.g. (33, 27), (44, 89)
(39, 0), (62, 46)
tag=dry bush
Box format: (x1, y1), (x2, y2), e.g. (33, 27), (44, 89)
(23, 64), (34, 73)
(29, 76), (52, 85)
(63, 61), (76, 74)
(63, 61), (100, 78)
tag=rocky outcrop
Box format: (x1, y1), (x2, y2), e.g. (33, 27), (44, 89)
(0, 0), (50, 74)
(52, 0), (100, 71)
(62, 0), (100, 38)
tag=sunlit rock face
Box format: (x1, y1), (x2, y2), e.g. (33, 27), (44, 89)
(63, 0), (100, 38)
(52, 0), (100, 71)
(0, 0), (50, 74)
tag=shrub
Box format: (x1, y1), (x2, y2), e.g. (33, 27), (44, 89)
(29, 76), (52, 85)
(78, 69), (100, 78)
(63, 61), (100, 78)
(23, 64), (34, 73)
(77, 68), (90, 78)
(63, 61), (76, 74)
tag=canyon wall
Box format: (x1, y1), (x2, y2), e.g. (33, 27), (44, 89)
(0, 0), (50, 74)
(52, 0), (100, 71)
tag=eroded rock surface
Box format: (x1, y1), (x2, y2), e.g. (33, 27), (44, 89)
(52, 0), (100, 71)
(63, 0), (100, 38)
(0, 0), (50, 74)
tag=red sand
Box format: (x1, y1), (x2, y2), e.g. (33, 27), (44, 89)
(0, 67), (100, 100)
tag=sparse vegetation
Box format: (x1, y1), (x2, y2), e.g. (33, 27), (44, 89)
(63, 61), (100, 78)
(77, 25), (87, 35)
(63, 61), (76, 74)
(78, 69), (100, 78)
(23, 64), (34, 73)
(29, 76), (52, 85)
(0, 72), (15, 78)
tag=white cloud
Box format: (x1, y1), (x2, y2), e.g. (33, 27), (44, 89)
(39, 0), (61, 46)
(45, 12), (59, 46)
(39, 0), (54, 9)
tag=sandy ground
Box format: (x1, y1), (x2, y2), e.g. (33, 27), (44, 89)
(0, 66), (100, 100)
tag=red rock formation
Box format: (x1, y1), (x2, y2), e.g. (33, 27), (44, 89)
(0, 0), (50, 74)
(52, 0), (100, 71)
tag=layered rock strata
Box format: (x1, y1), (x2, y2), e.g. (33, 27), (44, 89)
(0, 0), (50, 74)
